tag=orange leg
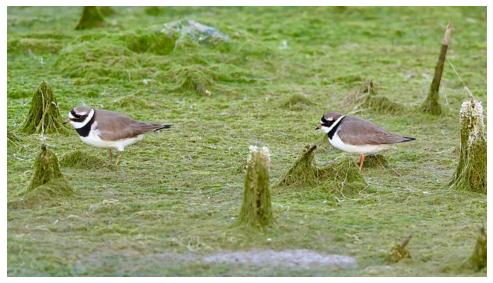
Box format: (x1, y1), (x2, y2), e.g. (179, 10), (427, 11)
(358, 153), (365, 172)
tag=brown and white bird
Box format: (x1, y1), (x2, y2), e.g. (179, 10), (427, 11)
(67, 106), (171, 165)
(316, 112), (415, 171)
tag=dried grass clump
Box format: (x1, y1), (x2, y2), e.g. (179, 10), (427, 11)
(449, 97), (486, 193)
(238, 146), (273, 228)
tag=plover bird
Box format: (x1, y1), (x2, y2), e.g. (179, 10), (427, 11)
(67, 106), (171, 165)
(316, 112), (415, 171)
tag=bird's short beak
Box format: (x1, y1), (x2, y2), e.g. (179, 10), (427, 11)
(63, 118), (70, 124)
(315, 123), (321, 130)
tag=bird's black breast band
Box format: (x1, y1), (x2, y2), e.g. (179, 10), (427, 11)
(75, 113), (96, 137)
(327, 116), (346, 139)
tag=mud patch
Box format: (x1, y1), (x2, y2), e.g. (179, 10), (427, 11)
(203, 249), (357, 269)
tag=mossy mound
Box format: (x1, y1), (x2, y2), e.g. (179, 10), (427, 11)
(238, 146), (273, 228)
(345, 80), (405, 114)
(75, 7), (106, 30)
(56, 40), (142, 83)
(21, 81), (70, 135)
(11, 145), (74, 208)
(449, 98), (486, 193)
(112, 94), (155, 110)
(144, 6), (165, 16)
(8, 37), (64, 54)
(361, 95), (405, 114)
(277, 145), (367, 197)
(171, 65), (213, 96)
(98, 6), (116, 17)
(280, 94), (315, 111)
(277, 145), (319, 187)
(124, 31), (177, 55)
(60, 150), (111, 169)
(317, 158), (368, 196)
(363, 154), (388, 168)
(467, 226), (486, 271)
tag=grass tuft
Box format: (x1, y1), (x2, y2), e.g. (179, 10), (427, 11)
(20, 81), (70, 135)
(171, 65), (213, 96)
(10, 145), (74, 209)
(280, 94), (315, 111)
(277, 145), (367, 197)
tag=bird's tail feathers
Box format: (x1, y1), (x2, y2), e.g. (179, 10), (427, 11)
(401, 136), (416, 142)
(153, 124), (172, 132)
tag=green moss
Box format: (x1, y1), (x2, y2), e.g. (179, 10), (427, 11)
(10, 145), (74, 208)
(60, 150), (111, 169)
(124, 31), (177, 55)
(449, 98), (486, 193)
(8, 131), (21, 147)
(238, 146), (273, 228)
(362, 96), (405, 114)
(277, 145), (319, 187)
(56, 40), (136, 83)
(20, 81), (70, 135)
(112, 95), (155, 110)
(98, 7), (116, 17)
(317, 158), (368, 196)
(280, 94), (314, 111)
(363, 154), (388, 168)
(467, 226), (486, 271)
(347, 80), (405, 114)
(277, 145), (367, 197)
(75, 7), (105, 30)
(171, 65), (213, 96)
(144, 6), (165, 16)
(8, 38), (63, 54)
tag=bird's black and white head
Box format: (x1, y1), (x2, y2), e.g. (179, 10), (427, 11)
(68, 106), (95, 129)
(316, 112), (345, 134)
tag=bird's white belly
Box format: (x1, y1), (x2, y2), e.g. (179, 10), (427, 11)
(80, 130), (144, 151)
(329, 132), (390, 154)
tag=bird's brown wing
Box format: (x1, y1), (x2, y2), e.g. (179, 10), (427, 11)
(338, 116), (408, 145)
(95, 110), (164, 141)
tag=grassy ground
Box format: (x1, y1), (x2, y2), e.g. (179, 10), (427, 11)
(7, 7), (486, 276)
